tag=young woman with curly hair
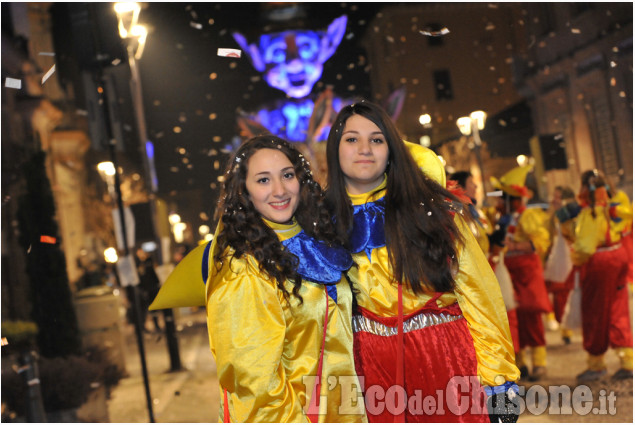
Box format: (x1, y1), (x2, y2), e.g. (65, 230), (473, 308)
(324, 100), (520, 423)
(150, 135), (366, 422)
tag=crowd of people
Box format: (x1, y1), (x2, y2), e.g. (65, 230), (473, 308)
(451, 164), (633, 386)
(149, 99), (632, 422)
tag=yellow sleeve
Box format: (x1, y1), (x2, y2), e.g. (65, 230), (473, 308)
(572, 208), (608, 266)
(610, 190), (633, 234)
(518, 208), (551, 259)
(207, 257), (309, 423)
(452, 216), (520, 386)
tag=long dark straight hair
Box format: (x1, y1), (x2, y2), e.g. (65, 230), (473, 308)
(325, 100), (463, 293)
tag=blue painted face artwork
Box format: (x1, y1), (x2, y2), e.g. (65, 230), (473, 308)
(233, 15), (348, 99)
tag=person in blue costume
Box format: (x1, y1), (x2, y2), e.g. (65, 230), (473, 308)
(150, 135), (367, 422)
(324, 100), (520, 423)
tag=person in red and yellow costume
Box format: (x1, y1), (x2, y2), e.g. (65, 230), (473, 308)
(543, 186), (577, 345)
(450, 171), (521, 357)
(571, 169), (633, 382)
(607, 185), (633, 288)
(489, 165), (551, 382)
(325, 100), (520, 423)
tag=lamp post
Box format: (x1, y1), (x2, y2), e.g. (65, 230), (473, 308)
(457, 110), (488, 204)
(95, 122), (155, 423)
(114, 2), (182, 374)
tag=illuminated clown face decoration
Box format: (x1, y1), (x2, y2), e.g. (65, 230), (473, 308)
(233, 15), (347, 99)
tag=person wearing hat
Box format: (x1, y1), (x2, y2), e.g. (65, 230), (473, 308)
(489, 165), (551, 382)
(569, 169), (632, 382)
(449, 170), (521, 351)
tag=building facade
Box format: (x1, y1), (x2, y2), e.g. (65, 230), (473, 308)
(514, 2), (633, 197)
(361, 2), (529, 201)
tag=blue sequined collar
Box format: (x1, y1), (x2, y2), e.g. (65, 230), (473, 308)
(260, 217), (352, 303)
(350, 196), (386, 260)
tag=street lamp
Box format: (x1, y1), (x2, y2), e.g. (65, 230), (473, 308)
(97, 161), (116, 197)
(115, 3), (182, 376)
(104, 247), (119, 264)
(457, 110), (488, 204)
(114, 2), (140, 39)
(114, 3), (155, 194)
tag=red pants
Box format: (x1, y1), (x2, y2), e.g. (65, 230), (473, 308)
(505, 253), (550, 348)
(516, 309), (546, 348)
(581, 243), (632, 355)
(353, 302), (489, 423)
(621, 231), (633, 285)
(547, 270), (575, 323)
(507, 309), (520, 353)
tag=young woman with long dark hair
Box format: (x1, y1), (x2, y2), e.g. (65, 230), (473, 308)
(324, 100), (520, 423)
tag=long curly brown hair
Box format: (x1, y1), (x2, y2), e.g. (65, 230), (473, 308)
(214, 135), (346, 303)
(325, 100), (464, 294)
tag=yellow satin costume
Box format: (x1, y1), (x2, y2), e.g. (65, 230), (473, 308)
(469, 204), (493, 255)
(572, 204), (626, 266)
(207, 219), (367, 423)
(347, 179), (519, 389)
(569, 190), (633, 373)
(150, 218), (367, 423)
(508, 207), (551, 261)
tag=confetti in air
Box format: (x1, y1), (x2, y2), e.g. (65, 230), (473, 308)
(5, 78), (21, 89)
(41, 64), (56, 84)
(217, 48), (241, 58)
(420, 27), (450, 37)
(1, 337), (7, 346)
(38, 52), (55, 56)
(486, 191), (503, 197)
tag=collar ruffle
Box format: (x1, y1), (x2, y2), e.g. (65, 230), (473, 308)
(263, 218), (352, 303)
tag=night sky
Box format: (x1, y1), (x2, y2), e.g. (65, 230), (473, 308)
(133, 3), (386, 225)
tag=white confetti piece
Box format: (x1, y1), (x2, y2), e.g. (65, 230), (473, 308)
(5, 77), (21, 89)
(487, 190), (503, 197)
(217, 48), (241, 58)
(190, 21), (203, 30)
(419, 27), (450, 37)
(38, 52), (55, 56)
(41, 64), (56, 84)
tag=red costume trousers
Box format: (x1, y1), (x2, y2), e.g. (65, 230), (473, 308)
(353, 298), (489, 423)
(621, 231), (633, 284)
(581, 243), (632, 355)
(505, 253), (550, 348)
(547, 270), (575, 323)
(506, 309), (520, 353)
